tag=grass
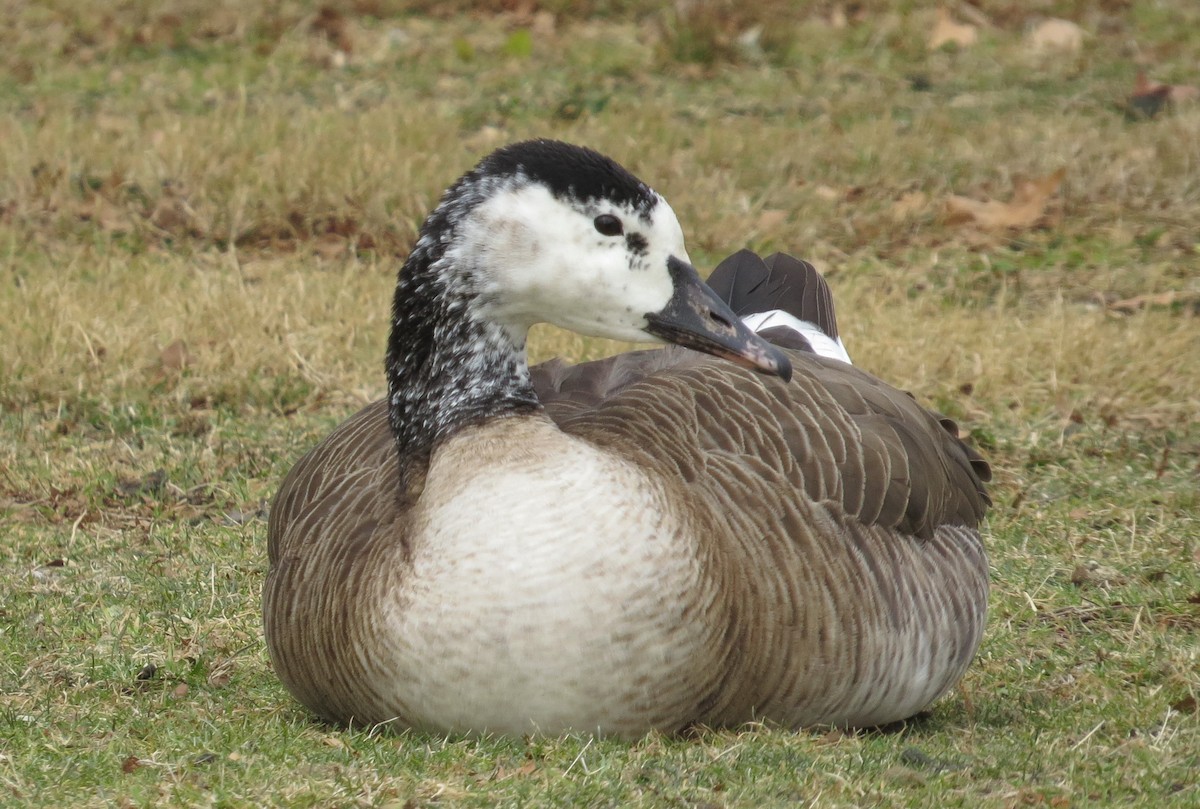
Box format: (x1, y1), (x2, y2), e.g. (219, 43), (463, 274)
(2, 1), (1198, 806)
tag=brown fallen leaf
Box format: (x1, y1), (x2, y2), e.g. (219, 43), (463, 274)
(313, 234), (349, 261)
(755, 209), (788, 231)
(816, 727), (851, 744)
(1070, 560), (1125, 588)
(812, 184), (864, 203)
(311, 6), (354, 54)
(1107, 290), (1200, 314)
(891, 191), (929, 222)
(1027, 18), (1084, 54)
(928, 8), (977, 50)
(1128, 71), (1200, 119)
(1168, 84), (1200, 103)
(159, 339), (191, 372)
(1171, 695), (1198, 715)
(207, 660), (234, 688)
(76, 195), (131, 234)
(530, 11), (556, 38)
(489, 760), (538, 781)
(944, 169), (1066, 230)
(148, 181), (198, 234)
(826, 4), (869, 28)
(121, 755), (142, 774)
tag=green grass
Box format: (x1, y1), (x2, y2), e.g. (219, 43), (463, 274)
(2, 2), (1199, 806)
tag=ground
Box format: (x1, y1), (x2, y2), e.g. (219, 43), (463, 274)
(1, 2), (1197, 807)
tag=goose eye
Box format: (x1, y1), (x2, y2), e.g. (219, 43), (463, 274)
(593, 214), (624, 237)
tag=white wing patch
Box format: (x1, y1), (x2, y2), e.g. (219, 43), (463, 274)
(742, 310), (852, 365)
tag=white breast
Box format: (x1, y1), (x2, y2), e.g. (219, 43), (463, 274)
(387, 417), (720, 736)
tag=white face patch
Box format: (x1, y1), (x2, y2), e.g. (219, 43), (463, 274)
(447, 183), (691, 343)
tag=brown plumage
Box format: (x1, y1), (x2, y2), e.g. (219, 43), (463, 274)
(263, 141), (990, 737)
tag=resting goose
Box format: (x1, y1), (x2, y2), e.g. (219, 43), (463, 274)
(263, 139), (991, 738)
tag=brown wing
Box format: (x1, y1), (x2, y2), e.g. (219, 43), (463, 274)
(535, 346), (990, 541)
(267, 400), (402, 566)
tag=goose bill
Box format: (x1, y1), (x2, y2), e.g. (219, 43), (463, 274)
(644, 257), (792, 382)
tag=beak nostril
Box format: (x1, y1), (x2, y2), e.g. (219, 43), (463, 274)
(708, 311), (733, 330)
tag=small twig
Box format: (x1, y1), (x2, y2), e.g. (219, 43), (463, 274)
(564, 736), (594, 776)
(1070, 721), (1104, 750)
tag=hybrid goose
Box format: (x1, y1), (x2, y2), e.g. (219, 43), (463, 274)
(264, 139), (991, 737)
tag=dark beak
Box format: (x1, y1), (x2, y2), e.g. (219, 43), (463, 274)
(644, 257), (792, 382)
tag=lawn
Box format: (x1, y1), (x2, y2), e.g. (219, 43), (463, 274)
(1, 1), (1198, 806)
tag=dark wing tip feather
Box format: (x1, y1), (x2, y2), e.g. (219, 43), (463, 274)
(706, 250), (840, 341)
(705, 249), (769, 311)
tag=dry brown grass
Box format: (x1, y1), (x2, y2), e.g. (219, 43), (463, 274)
(4, 5), (1198, 416)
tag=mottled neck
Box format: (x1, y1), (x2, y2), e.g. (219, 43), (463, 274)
(385, 250), (539, 492)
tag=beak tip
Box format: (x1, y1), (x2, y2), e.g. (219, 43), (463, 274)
(774, 354), (793, 383)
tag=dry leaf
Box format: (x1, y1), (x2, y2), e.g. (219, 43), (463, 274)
(1128, 71), (1200, 118)
(928, 8), (977, 50)
(816, 727), (851, 744)
(149, 182), (197, 233)
(207, 659), (234, 688)
(492, 760), (538, 780)
(1169, 84), (1200, 103)
(77, 196), (131, 234)
(531, 11), (556, 37)
(1171, 695), (1198, 715)
(756, 209), (787, 231)
(891, 191), (928, 221)
(813, 184), (862, 203)
(1027, 18), (1084, 53)
(313, 234), (349, 261)
(944, 168), (1066, 230)
(1108, 290), (1200, 314)
(120, 755), (141, 774)
(312, 6), (354, 53)
(159, 339), (191, 371)
(1070, 560), (1125, 588)
(172, 683), (190, 698)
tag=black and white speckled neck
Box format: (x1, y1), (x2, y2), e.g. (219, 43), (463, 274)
(385, 140), (660, 489)
(385, 210), (538, 490)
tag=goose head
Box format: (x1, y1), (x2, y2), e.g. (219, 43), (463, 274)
(400, 139), (791, 380)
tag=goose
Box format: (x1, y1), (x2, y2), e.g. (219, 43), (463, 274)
(263, 139), (991, 738)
